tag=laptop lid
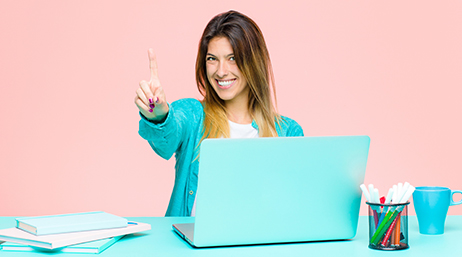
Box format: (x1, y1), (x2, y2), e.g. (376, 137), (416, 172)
(175, 135), (370, 247)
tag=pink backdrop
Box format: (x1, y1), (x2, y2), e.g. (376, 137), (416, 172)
(1, 1), (461, 217)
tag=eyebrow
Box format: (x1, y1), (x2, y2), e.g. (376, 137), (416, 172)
(206, 53), (234, 58)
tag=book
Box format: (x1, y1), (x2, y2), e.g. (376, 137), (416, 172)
(16, 211), (128, 235)
(0, 236), (123, 254)
(0, 221), (150, 249)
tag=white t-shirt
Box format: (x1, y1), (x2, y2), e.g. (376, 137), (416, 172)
(190, 120), (259, 216)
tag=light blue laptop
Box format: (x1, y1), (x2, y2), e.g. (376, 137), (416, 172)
(173, 135), (370, 247)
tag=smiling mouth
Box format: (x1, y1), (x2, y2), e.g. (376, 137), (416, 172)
(216, 79), (236, 89)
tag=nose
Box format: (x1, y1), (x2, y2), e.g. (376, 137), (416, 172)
(216, 61), (229, 78)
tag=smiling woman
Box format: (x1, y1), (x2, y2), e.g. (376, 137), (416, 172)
(135, 10), (304, 217)
(196, 11), (282, 138)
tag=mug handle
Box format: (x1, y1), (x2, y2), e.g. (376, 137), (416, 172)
(450, 190), (462, 206)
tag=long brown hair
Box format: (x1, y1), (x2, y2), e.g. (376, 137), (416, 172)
(196, 10), (280, 140)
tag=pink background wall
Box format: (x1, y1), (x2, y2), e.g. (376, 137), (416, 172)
(1, 1), (461, 217)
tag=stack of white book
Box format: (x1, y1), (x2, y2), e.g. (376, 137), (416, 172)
(0, 211), (151, 254)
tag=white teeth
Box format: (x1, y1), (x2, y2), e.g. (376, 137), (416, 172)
(217, 79), (235, 86)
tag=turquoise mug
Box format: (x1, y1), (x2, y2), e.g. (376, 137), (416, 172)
(413, 187), (462, 235)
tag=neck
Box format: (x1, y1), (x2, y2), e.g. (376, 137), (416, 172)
(225, 98), (252, 124)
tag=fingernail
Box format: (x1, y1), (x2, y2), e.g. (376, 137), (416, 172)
(149, 98), (153, 103)
(155, 97), (159, 103)
(150, 104), (155, 109)
(149, 109), (153, 113)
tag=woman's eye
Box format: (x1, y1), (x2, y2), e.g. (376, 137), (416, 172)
(229, 56), (235, 61)
(206, 56), (216, 61)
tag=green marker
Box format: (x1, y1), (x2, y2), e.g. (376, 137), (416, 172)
(372, 210), (400, 245)
(370, 210), (393, 244)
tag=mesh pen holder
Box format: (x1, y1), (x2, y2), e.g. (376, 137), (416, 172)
(366, 202), (409, 250)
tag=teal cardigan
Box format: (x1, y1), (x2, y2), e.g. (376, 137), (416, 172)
(138, 98), (304, 216)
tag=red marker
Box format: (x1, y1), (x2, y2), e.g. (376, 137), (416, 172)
(380, 196), (386, 204)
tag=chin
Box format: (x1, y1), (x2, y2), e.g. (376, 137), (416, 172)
(217, 93), (234, 101)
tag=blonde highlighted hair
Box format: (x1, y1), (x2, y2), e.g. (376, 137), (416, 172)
(196, 10), (280, 141)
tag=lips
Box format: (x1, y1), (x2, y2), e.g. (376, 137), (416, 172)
(216, 79), (236, 89)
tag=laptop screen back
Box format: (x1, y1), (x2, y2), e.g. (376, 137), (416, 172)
(193, 136), (370, 247)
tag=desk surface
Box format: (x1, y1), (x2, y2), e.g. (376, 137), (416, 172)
(1, 216), (461, 256)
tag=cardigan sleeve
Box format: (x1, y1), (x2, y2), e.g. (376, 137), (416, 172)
(138, 99), (203, 160)
(138, 102), (181, 160)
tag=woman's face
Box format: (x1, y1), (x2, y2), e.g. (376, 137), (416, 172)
(206, 37), (249, 105)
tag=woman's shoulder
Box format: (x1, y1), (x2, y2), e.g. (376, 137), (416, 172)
(279, 115), (300, 126)
(278, 115), (304, 136)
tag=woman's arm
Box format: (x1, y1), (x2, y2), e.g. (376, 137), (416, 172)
(135, 48), (185, 160)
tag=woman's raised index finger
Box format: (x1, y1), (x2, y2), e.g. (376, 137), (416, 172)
(148, 48), (158, 80)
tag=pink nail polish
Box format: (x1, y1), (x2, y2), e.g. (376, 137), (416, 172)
(149, 98), (153, 104)
(149, 109), (153, 113)
(150, 104), (155, 109)
(155, 97), (159, 103)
